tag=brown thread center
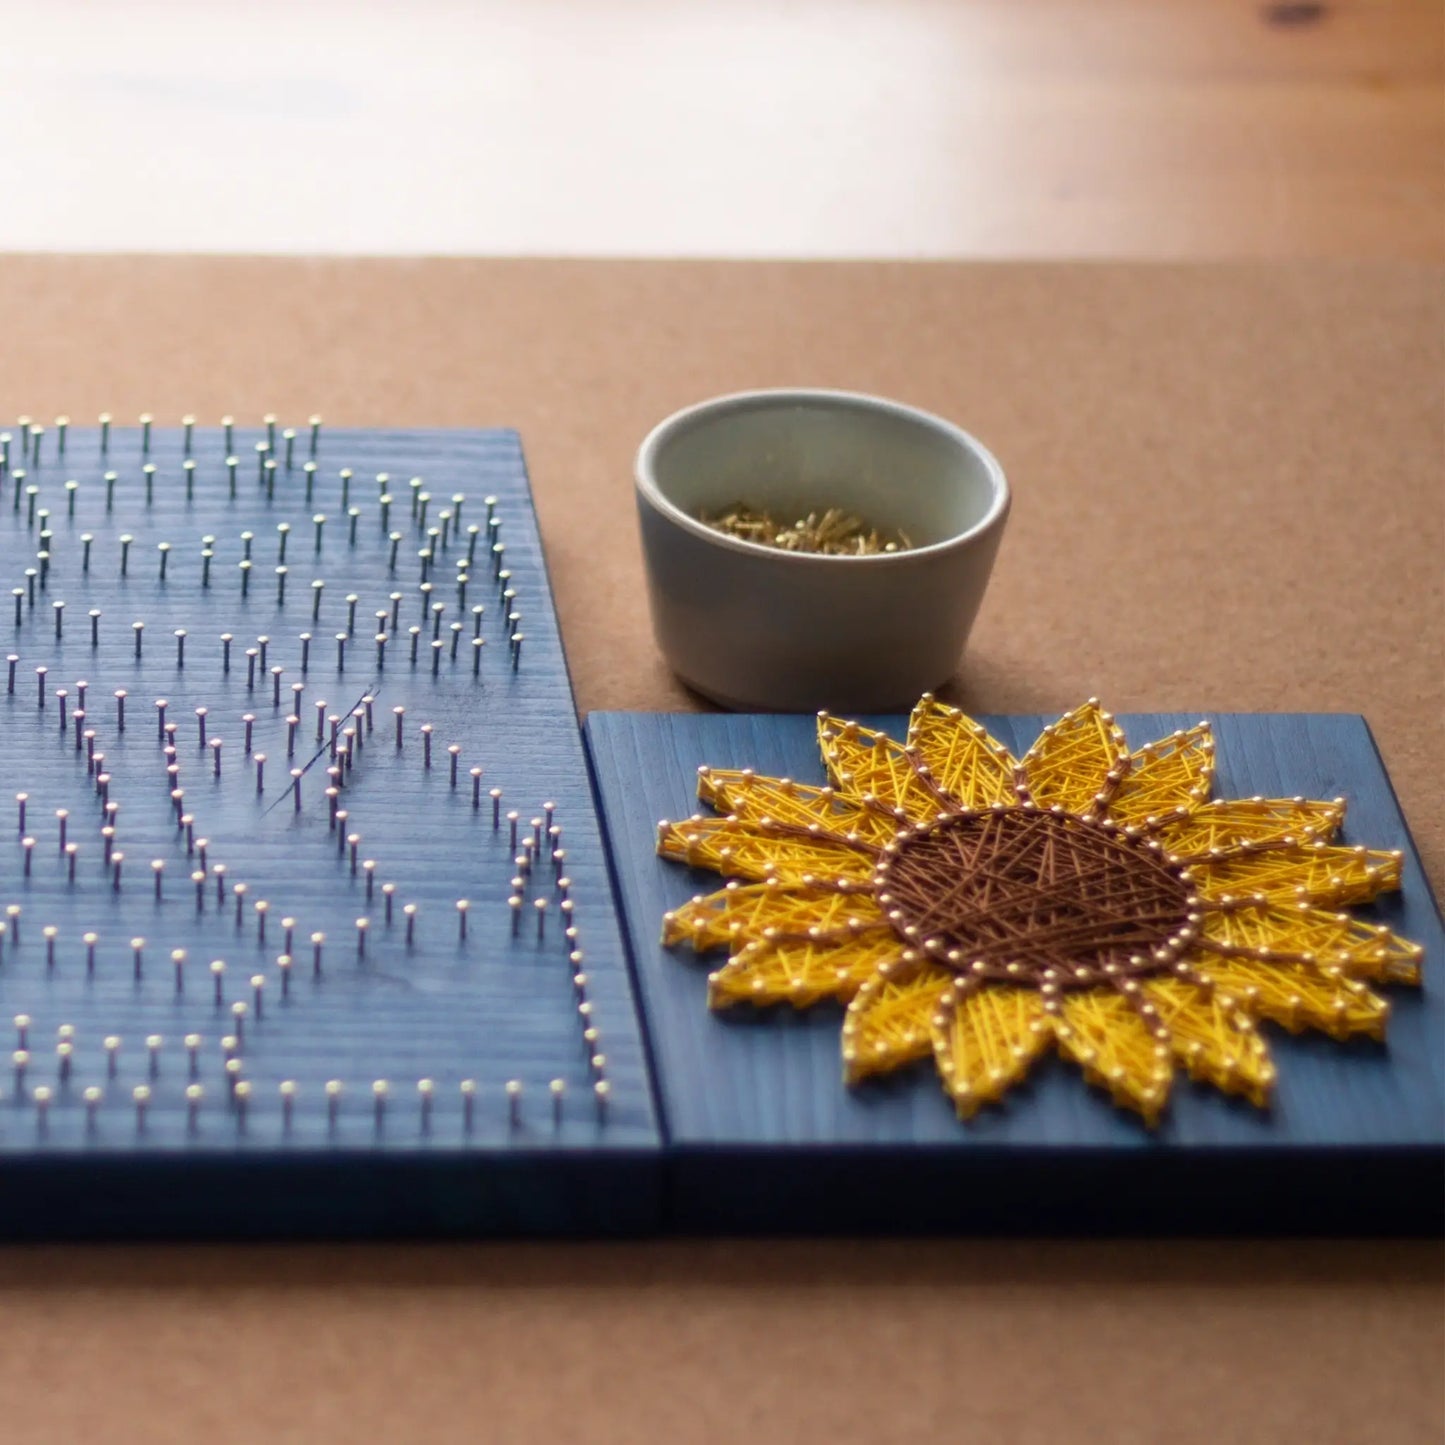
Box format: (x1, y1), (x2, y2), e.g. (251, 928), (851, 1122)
(875, 809), (1192, 988)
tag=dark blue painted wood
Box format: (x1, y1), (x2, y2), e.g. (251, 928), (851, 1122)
(587, 711), (1444, 1234)
(0, 426), (660, 1238)
(8, 421), (1441, 1240)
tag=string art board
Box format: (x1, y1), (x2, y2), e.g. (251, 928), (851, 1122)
(0, 422), (659, 1239)
(587, 710), (1445, 1235)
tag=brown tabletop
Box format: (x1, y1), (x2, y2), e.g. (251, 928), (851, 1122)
(0, 256), (1440, 1444)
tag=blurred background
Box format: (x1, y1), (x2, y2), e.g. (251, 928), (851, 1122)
(1, 0), (1439, 258)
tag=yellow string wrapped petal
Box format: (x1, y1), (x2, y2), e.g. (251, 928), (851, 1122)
(1051, 988), (1174, 1125)
(656, 816), (878, 886)
(1141, 976), (1275, 1107)
(816, 714), (944, 824)
(707, 931), (905, 1010)
(904, 695), (1018, 809)
(1190, 953), (1390, 1040)
(662, 881), (888, 953)
(1192, 843), (1402, 908)
(1018, 699), (1129, 817)
(929, 982), (1052, 1118)
(1157, 796), (1345, 859)
(1199, 902), (1422, 985)
(696, 768), (899, 846)
(841, 954), (955, 1083)
(1105, 723), (1214, 829)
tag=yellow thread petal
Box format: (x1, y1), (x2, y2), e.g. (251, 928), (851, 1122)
(1199, 902), (1422, 985)
(1106, 724), (1214, 828)
(841, 956), (955, 1083)
(1192, 843), (1402, 908)
(662, 882), (888, 953)
(657, 817), (878, 886)
(1142, 977), (1275, 1108)
(1052, 989), (1173, 1125)
(1020, 700), (1129, 816)
(816, 713), (944, 823)
(1158, 797), (1345, 858)
(905, 696), (1018, 810)
(696, 769), (899, 846)
(707, 932), (905, 1010)
(930, 984), (1052, 1118)
(1191, 954), (1390, 1041)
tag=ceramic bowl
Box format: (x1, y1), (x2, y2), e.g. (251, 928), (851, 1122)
(634, 388), (1009, 711)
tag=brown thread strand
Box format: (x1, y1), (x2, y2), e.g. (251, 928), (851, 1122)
(876, 809), (1192, 988)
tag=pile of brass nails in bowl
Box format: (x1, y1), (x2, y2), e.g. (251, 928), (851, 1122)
(698, 504), (911, 556)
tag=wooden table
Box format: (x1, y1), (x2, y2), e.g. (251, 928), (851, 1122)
(0, 256), (1440, 1443)
(0, 0), (1441, 258)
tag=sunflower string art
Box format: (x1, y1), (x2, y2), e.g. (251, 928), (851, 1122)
(655, 699), (1423, 1125)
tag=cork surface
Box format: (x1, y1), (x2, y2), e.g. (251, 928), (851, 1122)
(0, 255), (1439, 1443)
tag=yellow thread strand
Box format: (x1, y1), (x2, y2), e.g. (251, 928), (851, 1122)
(1157, 797), (1345, 857)
(930, 984), (1052, 1117)
(656, 816), (877, 886)
(1142, 976), (1275, 1107)
(1191, 954), (1390, 1040)
(707, 932), (904, 1010)
(1106, 723), (1214, 828)
(841, 956), (955, 1082)
(696, 769), (899, 846)
(1193, 843), (1402, 908)
(1053, 989), (1173, 1125)
(905, 696), (1018, 808)
(663, 881), (888, 953)
(816, 714), (942, 823)
(1199, 902), (1422, 984)
(1019, 700), (1129, 815)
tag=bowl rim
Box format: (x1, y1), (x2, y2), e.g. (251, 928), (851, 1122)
(634, 387), (1010, 565)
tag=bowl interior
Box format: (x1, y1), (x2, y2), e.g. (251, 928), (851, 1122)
(643, 392), (1003, 549)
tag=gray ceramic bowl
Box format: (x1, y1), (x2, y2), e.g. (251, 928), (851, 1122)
(635, 389), (1009, 711)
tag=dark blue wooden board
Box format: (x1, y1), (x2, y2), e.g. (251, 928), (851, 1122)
(587, 711), (1444, 1234)
(0, 424), (660, 1238)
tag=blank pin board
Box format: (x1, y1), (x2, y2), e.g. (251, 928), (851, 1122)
(586, 710), (1445, 1235)
(0, 423), (659, 1238)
